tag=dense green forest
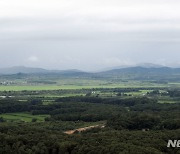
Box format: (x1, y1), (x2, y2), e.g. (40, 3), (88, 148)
(0, 85), (180, 154)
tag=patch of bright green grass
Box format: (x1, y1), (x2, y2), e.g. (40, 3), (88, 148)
(0, 112), (50, 122)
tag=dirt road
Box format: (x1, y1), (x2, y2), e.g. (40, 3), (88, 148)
(64, 124), (105, 135)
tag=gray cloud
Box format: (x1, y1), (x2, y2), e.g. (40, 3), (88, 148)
(0, 0), (180, 71)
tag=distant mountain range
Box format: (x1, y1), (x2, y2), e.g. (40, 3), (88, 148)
(0, 66), (47, 74)
(100, 66), (180, 75)
(0, 64), (180, 77)
(0, 66), (84, 75)
(102, 63), (164, 71)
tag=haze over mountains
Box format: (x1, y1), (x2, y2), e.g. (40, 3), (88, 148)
(0, 63), (180, 76)
(0, 66), (83, 75)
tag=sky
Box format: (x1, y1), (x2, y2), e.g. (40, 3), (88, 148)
(0, 0), (180, 71)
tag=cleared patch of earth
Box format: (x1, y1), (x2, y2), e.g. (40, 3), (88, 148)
(64, 124), (105, 135)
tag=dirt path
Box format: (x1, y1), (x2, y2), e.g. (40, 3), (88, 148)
(64, 124), (105, 135)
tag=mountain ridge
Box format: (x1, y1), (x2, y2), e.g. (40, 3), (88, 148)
(0, 66), (84, 75)
(0, 65), (180, 75)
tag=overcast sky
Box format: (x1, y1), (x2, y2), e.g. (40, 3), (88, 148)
(0, 0), (180, 71)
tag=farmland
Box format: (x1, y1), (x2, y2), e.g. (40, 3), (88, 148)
(0, 73), (180, 154)
(0, 81), (169, 91)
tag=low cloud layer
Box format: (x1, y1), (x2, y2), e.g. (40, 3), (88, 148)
(0, 0), (180, 70)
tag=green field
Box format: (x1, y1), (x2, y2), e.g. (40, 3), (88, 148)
(0, 112), (50, 122)
(0, 83), (168, 91)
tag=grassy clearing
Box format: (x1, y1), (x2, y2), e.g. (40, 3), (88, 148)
(0, 112), (50, 122)
(0, 83), (167, 91)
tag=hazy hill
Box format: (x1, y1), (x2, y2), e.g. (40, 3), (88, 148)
(96, 66), (180, 81)
(0, 66), (85, 75)
(1, 65), (180, 80)
(99, 66), (180, 76)
(0, 66), (48, 74)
